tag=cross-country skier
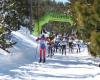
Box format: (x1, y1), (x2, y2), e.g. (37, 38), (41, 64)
(61, 37), (67, 55)
(47, 35), (55, 57)
(36, 34), (47, 63)
(68, 38), (74, 53)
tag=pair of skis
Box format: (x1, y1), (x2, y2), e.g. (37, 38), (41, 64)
(39, 58), (46, 63)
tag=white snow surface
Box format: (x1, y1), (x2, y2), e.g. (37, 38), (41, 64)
(0, 27), (100, 80)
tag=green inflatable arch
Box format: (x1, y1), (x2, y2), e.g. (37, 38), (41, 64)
(32, 12), (73, 36)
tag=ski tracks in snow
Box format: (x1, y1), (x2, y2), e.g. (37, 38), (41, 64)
(0, 30), (100, 80)
(6, 50), (100, 80)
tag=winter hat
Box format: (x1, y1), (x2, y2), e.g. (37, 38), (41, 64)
(41, 34), (45, 38)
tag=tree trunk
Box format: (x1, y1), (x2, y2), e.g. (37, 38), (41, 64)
(28, 0), (33, 32)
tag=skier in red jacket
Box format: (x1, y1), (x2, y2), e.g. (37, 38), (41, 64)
(36, 34), (47, 63)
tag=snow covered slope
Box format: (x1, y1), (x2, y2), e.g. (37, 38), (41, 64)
(0, 27), (39, 75)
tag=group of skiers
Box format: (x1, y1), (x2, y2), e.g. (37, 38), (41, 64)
(36, 32), (81, 63)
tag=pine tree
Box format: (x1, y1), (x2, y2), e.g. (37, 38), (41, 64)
(69, 0), (100, 57)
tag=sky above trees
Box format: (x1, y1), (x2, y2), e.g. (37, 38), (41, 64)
(53, 0), (69, 3)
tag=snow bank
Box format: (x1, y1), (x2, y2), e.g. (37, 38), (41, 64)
(0, 48), (9, 55)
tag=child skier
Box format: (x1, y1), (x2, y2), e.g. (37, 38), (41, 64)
(36, 34), (47, 63)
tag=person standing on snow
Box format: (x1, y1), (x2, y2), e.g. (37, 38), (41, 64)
(76, 41), (81, 53)
(60, 37), (67, 55)
(47, 35), (55, 57)
(68, 38), (74, 53)
(36, 34), (47, 63)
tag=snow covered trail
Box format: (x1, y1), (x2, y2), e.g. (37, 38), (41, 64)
(0, 48), (100, 80)
(0, 29), (100, 80)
